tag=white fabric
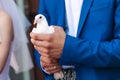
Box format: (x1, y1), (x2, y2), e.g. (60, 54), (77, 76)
(0, 0), (34, 75)
(65, 0), (83, 37)
(62, 0), (83, 68)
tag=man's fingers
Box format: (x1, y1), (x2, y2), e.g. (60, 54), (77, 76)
(40, 56), (58, 64)
(40, 56), (52, 64)
(34, 46), (49, 57)
(44, 65), (62, 74)
(31, 39), (51, 48)
(41, 61), (62, 74)
(30, 32), (53, 41)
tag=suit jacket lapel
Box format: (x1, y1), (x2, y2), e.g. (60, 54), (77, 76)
(77, 0), (93, 37)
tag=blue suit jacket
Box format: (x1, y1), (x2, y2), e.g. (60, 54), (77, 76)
(34, 0), (120, 80)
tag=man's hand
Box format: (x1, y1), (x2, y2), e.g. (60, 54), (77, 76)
(30, 26), (66, 59)
(40, 56), (62, 74)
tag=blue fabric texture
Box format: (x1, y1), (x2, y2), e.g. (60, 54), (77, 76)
(34, 0), (120, 80)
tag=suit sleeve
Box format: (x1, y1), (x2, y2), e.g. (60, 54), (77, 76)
(59, 1), (120, 67)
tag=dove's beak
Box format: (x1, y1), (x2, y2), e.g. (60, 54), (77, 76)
(33, 19), (37, 25)
(33, 19), (38, 28)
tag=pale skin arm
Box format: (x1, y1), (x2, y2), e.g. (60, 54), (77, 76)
(30, 26), (65, 74)
(0, 10), (13, 73)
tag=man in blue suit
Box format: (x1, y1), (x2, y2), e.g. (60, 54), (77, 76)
(30, 0), (120, 80)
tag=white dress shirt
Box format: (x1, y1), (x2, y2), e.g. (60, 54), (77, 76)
(63, 0), (83, 68)
(65, 0), (83, 37)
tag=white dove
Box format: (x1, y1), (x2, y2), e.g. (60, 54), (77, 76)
(32, 14), (54, 34)
(32, 14), (64, 80)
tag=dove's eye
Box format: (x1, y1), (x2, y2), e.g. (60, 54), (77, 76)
(39, 16), (42, 19)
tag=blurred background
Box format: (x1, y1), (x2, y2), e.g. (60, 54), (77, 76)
(9, 0), (44, 80)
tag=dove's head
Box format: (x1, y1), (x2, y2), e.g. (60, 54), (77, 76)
(34, 14), (46, 24)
